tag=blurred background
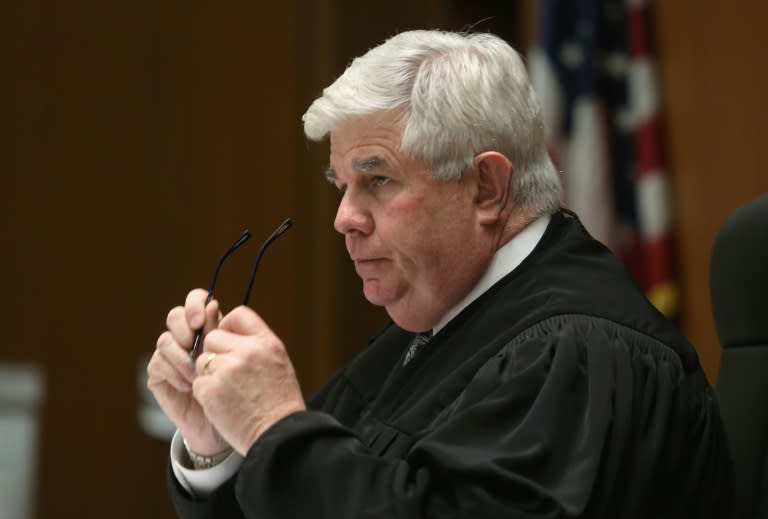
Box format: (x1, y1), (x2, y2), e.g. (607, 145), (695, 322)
(1, 0), (766, 517)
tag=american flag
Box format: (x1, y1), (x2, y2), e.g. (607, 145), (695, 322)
(528, 0), (678, 317)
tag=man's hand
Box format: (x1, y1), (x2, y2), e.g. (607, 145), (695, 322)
(147, 289), (229, 457)
(192, 305), (307, 456)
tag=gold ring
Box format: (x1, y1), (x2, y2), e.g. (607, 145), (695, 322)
(203, 353), (217, 376)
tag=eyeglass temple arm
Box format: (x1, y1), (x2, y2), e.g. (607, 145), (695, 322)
(188, 229), (252, 364)
(242, 218), (293, 307)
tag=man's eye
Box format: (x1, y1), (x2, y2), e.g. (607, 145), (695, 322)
(373, 176), (391, 186)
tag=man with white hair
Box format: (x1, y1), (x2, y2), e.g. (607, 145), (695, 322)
(148, 30), (732, 517)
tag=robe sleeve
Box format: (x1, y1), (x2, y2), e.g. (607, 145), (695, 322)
(226, 317), (730, 518)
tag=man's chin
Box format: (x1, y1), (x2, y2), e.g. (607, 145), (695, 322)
(361, 280), (400, 308)
(362, 285), (433, 332)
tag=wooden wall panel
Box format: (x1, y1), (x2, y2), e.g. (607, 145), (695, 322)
(653, 1), (768, 383)
(2, 1), (303, 516)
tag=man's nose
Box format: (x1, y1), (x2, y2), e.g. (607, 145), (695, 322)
(334, 190), (373, 235)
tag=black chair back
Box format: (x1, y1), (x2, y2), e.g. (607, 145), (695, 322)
(712, 193), (768, 517)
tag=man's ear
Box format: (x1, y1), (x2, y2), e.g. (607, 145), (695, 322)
(473, 151), (513, 225)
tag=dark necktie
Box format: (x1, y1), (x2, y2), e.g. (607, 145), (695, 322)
(404, 331), (432, 365)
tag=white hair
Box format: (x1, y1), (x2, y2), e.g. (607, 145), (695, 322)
(302, 30), (562, 214)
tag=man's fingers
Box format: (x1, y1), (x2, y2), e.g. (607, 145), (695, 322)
(156, 331), (196, 384)
(147, 349), (193, 392)
(218, 305), (271, 336)
(200, 329), (241, 355)
(166, 306), (194, 347)
(194, 349), (234, 378)
(185, 288), (211, 330)
(203, 299), (221, 334)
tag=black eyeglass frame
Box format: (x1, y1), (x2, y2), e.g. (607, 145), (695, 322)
(187, 218), (293, 364)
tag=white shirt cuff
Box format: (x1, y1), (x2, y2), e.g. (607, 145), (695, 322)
(170, 430), (243, 498)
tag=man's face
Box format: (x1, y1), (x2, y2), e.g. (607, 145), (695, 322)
(328, 112), (491, 332)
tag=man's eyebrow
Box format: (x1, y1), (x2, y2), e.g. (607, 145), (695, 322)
(352, 156), (383, 172)
(325, 156), (384, 183)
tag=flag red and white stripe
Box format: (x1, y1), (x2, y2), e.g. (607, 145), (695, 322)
(529, 0), (678, 316)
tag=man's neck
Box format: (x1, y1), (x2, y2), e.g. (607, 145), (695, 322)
(431, 212), (552, 335)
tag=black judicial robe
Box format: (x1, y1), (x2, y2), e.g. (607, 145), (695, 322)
(169, 211), (733, 518)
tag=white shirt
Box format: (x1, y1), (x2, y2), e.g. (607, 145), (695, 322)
(172, 213), (551, 497)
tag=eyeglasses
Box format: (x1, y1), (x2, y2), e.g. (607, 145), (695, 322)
(188, 218), (293, 363)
